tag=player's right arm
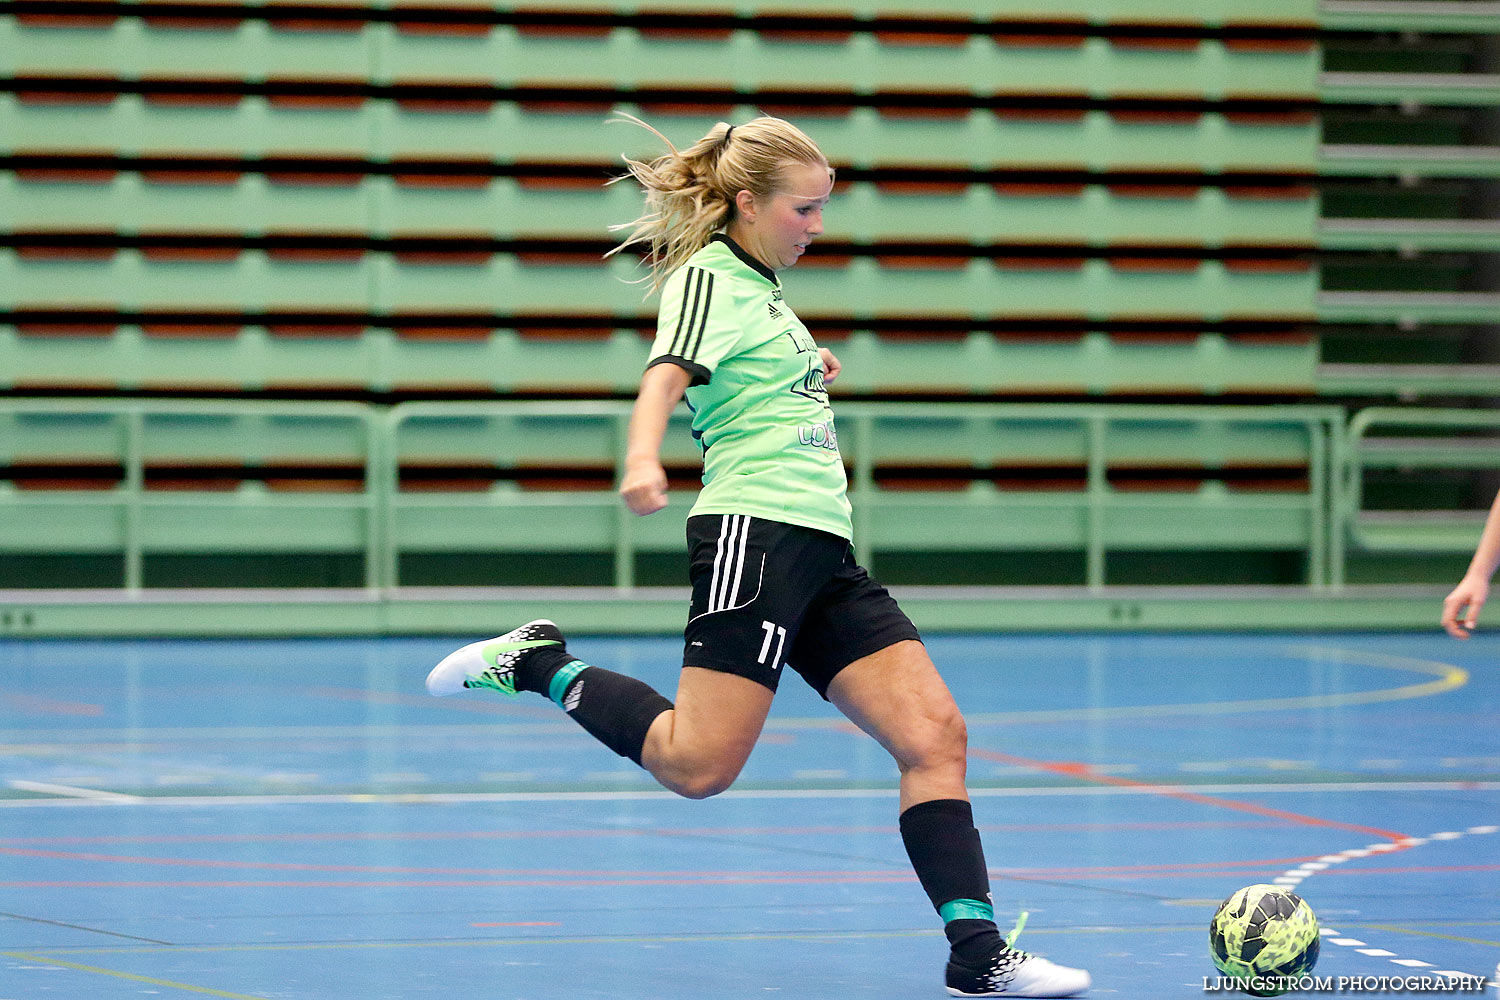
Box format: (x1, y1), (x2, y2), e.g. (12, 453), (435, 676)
(620, 361), (692, 516)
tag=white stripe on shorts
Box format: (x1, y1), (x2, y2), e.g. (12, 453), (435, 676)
(710, 514), (750, 613)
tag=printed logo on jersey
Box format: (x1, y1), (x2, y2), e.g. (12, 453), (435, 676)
(767, 289), (787, 321)
(799, 364), (827, 397)
(798, 417), (839, 452)
(783, 326), (817, 355)
(791, 354), (829, 405)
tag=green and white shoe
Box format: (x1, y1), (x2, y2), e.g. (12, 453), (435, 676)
(426, 619), (566, 697)
(946, 915), (1090, 998)
(945, 947), (1091, 998)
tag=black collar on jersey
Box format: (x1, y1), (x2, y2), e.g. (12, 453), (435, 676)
(710, 233), (779, 287)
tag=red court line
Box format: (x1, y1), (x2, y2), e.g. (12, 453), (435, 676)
(1, 693), (106, 716)
(0, 843), (1312, 879)
(0, 846), (915, 877)
(1302, 864), (1500, 875)
(1, 750), (1426, 892)
(971, 749), (1415, 845)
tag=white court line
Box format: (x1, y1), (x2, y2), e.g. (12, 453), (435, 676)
(0, 780), (1497, 808)
(6, 780), (142, 803)
(1301, 825), (1498, 984)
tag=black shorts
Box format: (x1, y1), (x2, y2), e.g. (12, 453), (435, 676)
(682, 514), (922, 697)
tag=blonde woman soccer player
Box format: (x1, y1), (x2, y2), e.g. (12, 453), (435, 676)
(427, 116), (1091, 998)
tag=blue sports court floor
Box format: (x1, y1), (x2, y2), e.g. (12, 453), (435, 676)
(2, 631), (1497, 999)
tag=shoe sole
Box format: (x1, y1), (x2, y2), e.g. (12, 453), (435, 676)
(946, 991), (1089, 998)
(946, 982), (1090, 998)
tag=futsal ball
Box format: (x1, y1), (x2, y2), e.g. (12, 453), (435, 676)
(1208, 884), (1320, 996)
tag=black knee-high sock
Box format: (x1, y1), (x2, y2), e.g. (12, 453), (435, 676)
(899, 798), (1006, 963)
(519, 648), (672, 766)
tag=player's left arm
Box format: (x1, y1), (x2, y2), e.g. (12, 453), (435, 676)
(819, 346), (841, 384)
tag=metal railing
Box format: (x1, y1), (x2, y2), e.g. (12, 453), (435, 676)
(0, 398), (382, 592)
(0, 398), (1378, 592)
(1344, 407), (1500, 554)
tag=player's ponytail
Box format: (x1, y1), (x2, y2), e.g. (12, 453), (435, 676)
(606, 113), (830, 293)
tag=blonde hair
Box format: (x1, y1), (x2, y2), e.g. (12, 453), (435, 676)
(605, 113), (831, 292)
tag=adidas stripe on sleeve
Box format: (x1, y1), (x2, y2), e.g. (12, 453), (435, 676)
(647, 265), (739, 385)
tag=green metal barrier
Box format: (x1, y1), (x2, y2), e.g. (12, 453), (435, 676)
(838, 402), (1341, 589)
(1344, 407), (1500, 553)
(18, 397), (1483, 596)
(383, 400), (1343, 590)
(0, 399), (382, 591)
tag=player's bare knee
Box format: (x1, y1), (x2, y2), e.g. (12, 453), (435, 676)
(909, 704), (968, 775)
(668, 762), (741, 800)
(655, 746), (746, 800)
(946, 706), (969, 757)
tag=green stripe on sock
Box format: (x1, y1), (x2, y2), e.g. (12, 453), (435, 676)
(547, 659), (590, 709)
(939, 898), (995, 924)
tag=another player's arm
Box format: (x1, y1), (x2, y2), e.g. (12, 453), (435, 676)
(1442, 487), (1500, 638)
(620, 362), (693, 516)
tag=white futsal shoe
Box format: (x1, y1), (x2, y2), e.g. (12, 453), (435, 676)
(945, 945), (1091, 997)
(425, 619), (566, 697)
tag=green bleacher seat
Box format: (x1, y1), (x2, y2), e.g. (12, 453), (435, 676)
(0, 171), (1320, 246)
(0, 251), (1316, 316)
(3, 17), (1321, 99)
(1, 93), (1321, 171)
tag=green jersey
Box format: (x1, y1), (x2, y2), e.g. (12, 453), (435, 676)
(646, 235), (853, 540)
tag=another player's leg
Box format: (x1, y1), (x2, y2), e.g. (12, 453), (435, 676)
(827, 640), (1091, 998)
(427, 619), (773, 797)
